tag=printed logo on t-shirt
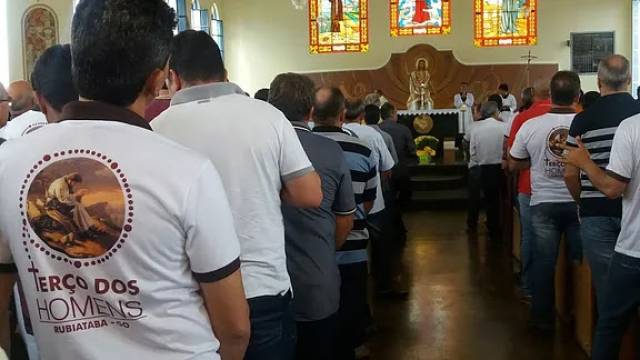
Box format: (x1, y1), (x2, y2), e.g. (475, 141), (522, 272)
(18, 150), (142, 335)
(544, 126), (569, 178)
(27, 158), (126, 258)
(22, 122), (46, 137)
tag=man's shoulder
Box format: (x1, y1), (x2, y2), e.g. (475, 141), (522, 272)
(333, 133), (372, 155)
(619, 113), (640, 132)
(300, 130), (343, 151)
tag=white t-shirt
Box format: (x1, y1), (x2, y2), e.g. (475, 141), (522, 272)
(510, 112), (576, 206)
(0, 117), (241, 359)
(153, 82), (313, 299)
(343, 122), (395, 214)
(607, 114), (640, 258)
(469, 118), (505, 166)
(1, 110), (47, 140)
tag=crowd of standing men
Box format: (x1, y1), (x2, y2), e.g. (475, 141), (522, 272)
(0, 1), (418, 359)
(462, 52), (640, 359)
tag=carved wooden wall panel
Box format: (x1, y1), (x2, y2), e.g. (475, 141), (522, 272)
(305, 44), (558, 110)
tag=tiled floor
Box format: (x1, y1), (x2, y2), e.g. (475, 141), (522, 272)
(368, 210), (588, 360)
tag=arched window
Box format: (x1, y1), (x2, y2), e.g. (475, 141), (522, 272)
(211, 3), (224, 58)
(191, 0), (210, 33)
(309, 0), (369, 54)
(165, 0), (188, 33)
(390, 0), (452, 37)
(474, 0), (537, 47)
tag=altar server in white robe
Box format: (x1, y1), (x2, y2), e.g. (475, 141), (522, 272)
(454, 82), (475, 134)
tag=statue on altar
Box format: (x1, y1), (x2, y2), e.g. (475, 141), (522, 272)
(407, 58), (434, 111)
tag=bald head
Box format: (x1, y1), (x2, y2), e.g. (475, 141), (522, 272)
(0, 82), (9, 128)
(313, 87), (345, 126)
(598, 54), (631, 94)
(8, 80), (36, 117)
(532, 78), (551, 101)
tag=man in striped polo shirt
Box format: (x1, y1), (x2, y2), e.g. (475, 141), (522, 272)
(312, 87), (377, 360)
(565, 55), (640, 309)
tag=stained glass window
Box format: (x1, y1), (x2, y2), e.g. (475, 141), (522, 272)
(390, 0), (451, 37)
(309, 0), (369, 54)
(474, 0), (537, 47)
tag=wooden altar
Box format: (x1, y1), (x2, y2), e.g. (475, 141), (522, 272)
(397, 109), (460, 159)
(305, 44), (559, 109)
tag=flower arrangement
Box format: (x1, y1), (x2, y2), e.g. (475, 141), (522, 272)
(415, 135), (439, 165)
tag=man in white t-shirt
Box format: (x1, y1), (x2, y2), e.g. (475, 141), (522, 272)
(2, 81), (47, 140)
(509, 71), (582, 331)
(470, 101), (506, 239)
(563, 92), (640, 359)
(0, 1), (250, 359)
(10, 43), (80, 360)
(152, 30), (322, 360)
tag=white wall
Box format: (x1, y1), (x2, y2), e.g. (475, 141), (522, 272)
(5, 0), (632, 93)
(220, 0), (631, 93)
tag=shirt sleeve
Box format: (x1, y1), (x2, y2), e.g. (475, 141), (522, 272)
(454, 95), (462, 108)
(385, 134), (399, 164)
(607, 120), (634, 182)
(279, 116), (314, 182)
(467, 94), (475, 107)
(567, 113), (585, 147)
(333, 155), (357, 215)
(510, 121), (531, 160)
(377, 135), (395, 172)
(184, 161), (242, 283)
(469, 130), (478, 164)
(362, 153), (378, 202)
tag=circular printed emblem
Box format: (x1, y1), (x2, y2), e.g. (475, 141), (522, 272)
(547, 127), (569, 158)
(20, 151), (133, 268)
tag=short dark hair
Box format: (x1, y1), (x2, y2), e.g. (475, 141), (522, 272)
(550, 71), (581, 106)
(498, 83), (509, 92)
(31, 44), (78, 112)
(170, 30), (225, 83)
(380, 102), (396, 120)
(364, 105), (381, 125)
(481, 101), (500, 119)
(487, 94), (503, 109)
(345, 99), (364, 121)
(254, 88), (270, 101)
(72, 0), (175, 106)
(580, 91), (601, 110)
(313, 87), (345, 124)
(269, 73), (315, 123)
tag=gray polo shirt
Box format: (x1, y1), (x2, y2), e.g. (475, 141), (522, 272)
(283, 122), (356, 322)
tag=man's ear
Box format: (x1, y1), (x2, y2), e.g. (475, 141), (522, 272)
(168, 69), (183, 96)
(35, 92), (49, 118)
(144, 68), (166, 103)
(305, 107), (314, 122)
